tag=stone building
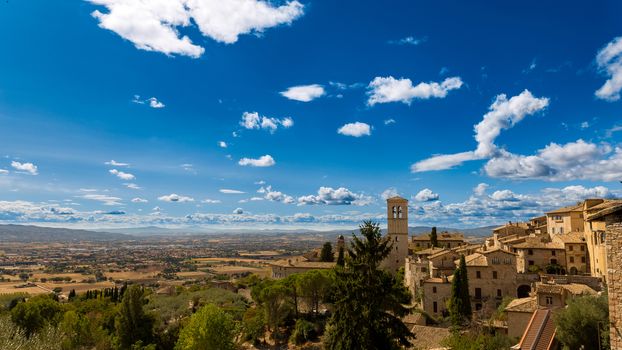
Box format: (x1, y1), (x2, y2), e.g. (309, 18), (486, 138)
(605, 219), (622, 348)
(382, 196), (410, 274)
(585, 199), (622, 280)
(411, 231), (466, 250)
(422, 275), (452, 317)
(550, 232), (588, 275)
(513, 237), (566, 274)
(546, 204), (584, 235)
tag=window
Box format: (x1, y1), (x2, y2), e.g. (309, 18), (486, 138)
(475, 303), (482, 311)
(581, 257), (586, 263)
(421, 267), (427, 272)
(433, 301), (438, 313)
(560, 227), (564, 234)
(582, 244), (586, 251)
(569, 245), (573, 251)
(398, 206), (403, 219)
(528, 260), (535, 266)
(476, 271), (481, 279)
(433, 287), (437, 293)
(551, 250), (556, 256)
(493, 271), (498, 279)
(570, 257), (575, 263)
(497, 289), (502, 298)
(550, 259), (557, 265)
(528, 249), (534, 255)
(475, 288), (482, 299)
(491, 257), (500, 264)
(545, 296), (553, 305)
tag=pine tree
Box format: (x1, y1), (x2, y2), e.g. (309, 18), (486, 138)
(430, 227), (438, 248)
(68, 289), (76, 300)
(324, 221), (414, 350)
(115, 285), (154, 348)
(336, 246), (345, 267)
(320, 242), (334, 262)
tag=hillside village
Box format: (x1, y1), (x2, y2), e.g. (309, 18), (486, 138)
(269, 196), (622, 349)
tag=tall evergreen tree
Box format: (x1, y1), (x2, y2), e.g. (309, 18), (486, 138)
(324, 221), (414, 350)
(448, 255), (471, 326)
(430, 227), (438, 247)
(320, 242), (334, 262)
(336, 246), (345, 267)
(115, 285), (154, 349)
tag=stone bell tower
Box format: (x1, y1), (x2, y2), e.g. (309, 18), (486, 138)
(383, 196), (409, 274)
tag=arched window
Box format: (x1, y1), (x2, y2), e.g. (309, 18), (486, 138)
(392, 206), (397, 219)
(398, 206), (403, 219)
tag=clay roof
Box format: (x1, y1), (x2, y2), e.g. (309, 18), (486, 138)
(428, 249), (456, 260)
(409, 325), (451, 350)
(546, 204), (583, 214)
(553, 232), (586, 244)
(513, 237), (564, 250)
(412, 232), (465, 241)
(587, 200), (622, 221)
(462, 253), (488, 267)
(414, 247), (446, 256)
(505, 296), (537, 313)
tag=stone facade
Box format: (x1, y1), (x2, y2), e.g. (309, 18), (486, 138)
(606, 223), (622, 349)
(422, 276), (452, 317)
(383, 196), (409, 274)
(513, 237), (566, 274)
(411, 232), (466, 250)
(546, 204), (584, 235)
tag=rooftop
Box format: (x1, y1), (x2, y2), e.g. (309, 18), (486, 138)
(586, 200), (622, 221)
(513, 237), (564, 250)
(505, 296), (537, 313)
(412, 232), (465, 241)
(546, 204), (583, 215)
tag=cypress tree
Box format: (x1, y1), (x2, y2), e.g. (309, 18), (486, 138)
(320, 242), (334, 262)
(448, 255), (471, 326)
(336, 246), (345, 267)
(458, 255), (472, 319)
(430, 227), (438, 248)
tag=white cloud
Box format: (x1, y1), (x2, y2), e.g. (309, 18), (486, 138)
(181, 163), (196, 173)
(595, 36), (622, 101)
(0, 169), (8, 175)
(367, 76), (463, 106)
(337, 122), (371, 137)
(411, 89), (549, 172)
(218, 141), (227, 148)
(158, 193), (194, 202)
(220, 189), (245, 194)
(11, 161), (38, 175)
(388, 36), (427, 46)
(261, 185), (295, 204)
(298, 187), (374, 206)
(109, 169), (135, 180)
(381, 187), (399, 200)
(238, 154), (276, 167)
(131, 197), (148, 203)
(239, 112), (293, 133)
(82, 194), (123, 206)
(124, 183), (142, 190)
(473, 183), (489, 196)
(280, 84), (325, 102)
(201, 198), (221, 204)
(384, 118), (396, 125)
(414, 188), (439, 202)
(147, 97), (165, 108)
(105, 160), (129, 167)
(88, 0), (304, 58)
(233, 207), (244, 214)
(581, 121), (590, 129)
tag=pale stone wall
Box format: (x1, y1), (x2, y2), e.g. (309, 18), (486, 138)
(516, 248), (566, 273)
(507, 311), (533, 339)
(384, 197), (409, 273)
(466, 251), (518, 316)
(422, 279), (451, 317)
(606, 223), (622, 349)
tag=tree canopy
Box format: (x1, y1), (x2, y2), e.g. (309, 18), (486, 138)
(320, 242), (334, 262)
(175, 304), (238, 350)
(554, 293), (609, 350)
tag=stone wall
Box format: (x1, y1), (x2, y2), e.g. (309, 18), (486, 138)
(606, 223), (622, 349)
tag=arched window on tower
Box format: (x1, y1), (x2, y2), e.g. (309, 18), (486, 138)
(398, 206), (403, 219)
(392, 206), (397, 219)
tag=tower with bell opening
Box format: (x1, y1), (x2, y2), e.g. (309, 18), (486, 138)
(383, 196), (409, 274)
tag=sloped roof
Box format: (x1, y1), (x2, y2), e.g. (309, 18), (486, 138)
(587, 200), (622, 221)
(513, 237), (564, 250)
(412, 232), (465, 241)
(409, 325), (451, 350)
(505, 296), (537, 313)
(552, 231), (586, 244)
(546, 204), (583, 214)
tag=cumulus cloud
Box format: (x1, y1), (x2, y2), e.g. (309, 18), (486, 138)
(595, 36), (622, 101)
(414, 188), (439, 202)
(367, 76), (463, 106)
(220, 189), (245, 194)
(411, 89), (549, 172)
(105, 160), (129, 167)
(381, 187), (399, 200)
(218, 141), (227, 148)
(11, 161), (38, 175)
(109, 169), (136, 180)
(239, 112), (293, 133)
(124, 183), (141, 190)
(201, 198), (221, 204)
(88, 0), (304, 58)
(0, 169), (8, 175)
(337, 122), (371, 137)
(232, 207), (244, 214)
(259, 185), (295, 204)
(132, 95), (165, 108)
(280, 84), (325, 102)
(238, 155), (276, 167)
(298, 187), (374, 206)
(158, 193), (194, 202)
(473, 183), (489, 196)
(131, 197), (148, 203)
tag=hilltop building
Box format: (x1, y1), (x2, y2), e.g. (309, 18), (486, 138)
(382, 196), (410, 274)
(411, 231), (466, 250)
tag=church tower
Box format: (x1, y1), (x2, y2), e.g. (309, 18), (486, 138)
(383, 196), (409, 273)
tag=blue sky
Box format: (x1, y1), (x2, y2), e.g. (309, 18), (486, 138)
(0, 0), (621, 229)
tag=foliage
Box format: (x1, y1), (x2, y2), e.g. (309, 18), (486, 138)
(175, 304), (238, 350)
(448, 255), (471, 327)
(336, 246), (345, 267)
(442, 330), (515, 350)
(320, 242), (334, 262)
(115, 285), (155, 349)
(324, 221), (414, 350)
(298, 269), (334, 317)
(430, 227), (438, 248)
(554, 293), (610, 350)
(290, 318), (318, 345)
(241, 307), (265, 345)
(11, 294), (63, 337)
(0, 315), (65, 350)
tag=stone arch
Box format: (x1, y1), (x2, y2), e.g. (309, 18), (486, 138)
(398, 206), (403, 219)
(569, 266), (578, 275)
(517, 284), (531, 298)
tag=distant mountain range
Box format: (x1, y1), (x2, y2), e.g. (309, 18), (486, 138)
(0, 224), (499, 243)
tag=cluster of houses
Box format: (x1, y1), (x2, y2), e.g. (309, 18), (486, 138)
(268, 196), (622, 349)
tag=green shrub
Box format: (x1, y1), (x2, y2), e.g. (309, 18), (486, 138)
(290, 319), (317, 345)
